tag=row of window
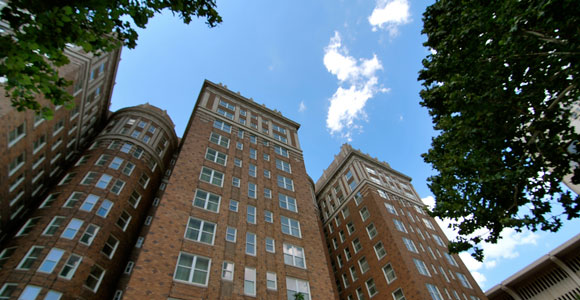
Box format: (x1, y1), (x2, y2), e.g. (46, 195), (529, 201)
(0, 284), (62, 300)
(193, 188), (298, 215)
(200, 166), (294, 196)
(211, 121), (290, 156)
(173, 251), (311, 299)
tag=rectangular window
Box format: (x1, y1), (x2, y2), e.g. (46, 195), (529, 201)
(209, 132), (230, 148)
(281, 216), (301, 237)
(394, 219), (408, 233)
(19, 286), (41, 299)
(61, 219), (83, 239)
(264, 188), (272, 199)
(263, 169), (271, 178)
(110, 179), (125, 195)
(277, 175), (294, 191)
(213, 120), (231, 133)
(432, 234), (445, 247)
(232, 176), (240, 187)
(250, 135), (257, 144)
(247, 205), (256, 224)
(265, 237), (275, 253)
(263, 153), (270, 161)
(59, 253), (82, 279)
(80, 194), (99, 212)
(366, 223), (377, 239)
(249, 148), (257, 159)
(273, 132), (287, 143)
(366, 278), (378, 297)
(116, 211), (131, 231)
(266, 271), (277, 290)
(359, 256), (370, 274)
(17, 246), (43, 270)
(138, 173), (150, 189)
(275, 159), (291, 173)
(16, 217), (41, 236)
(193, 189), (221, 213)
(8, 123), (26, 146)
(347, 222), (356, 235)
(265, 210), (273, 223)
(85, 264), (105, 292)
(229, 199), (238, 212)
(286, 277), (311, 300)
(219, 99), (235, 110)
(384, 203), (397, 214)
(80, 224), (100, 245)
(9, 153), (25, 175)
(128, 191), (141, 208)
(226, 227), (237, 242)
(360, 207), (370, 221)
(456, 272), (473, 289)
(33, 134), (47, 153)
(248, 182), (257, 199)
(38, 248), (65, 273)
(244, 267), (256, 296)
(393, 289), (406, 300)
(426, 284), (444, 300)
(185, 217), (216, 245)
(222, 261), (234, 281)
(423, 218), (435, 230)
(352, 238), (362, 253)
(283, 243), (305, 268)
(123, 161), (135, 175)
(109, 157), (124, 170)
(95, 154), (111, 166)
(96, 199), (113, 218)
(200, 167), (224, 186)
(95, 174), (112, 189)
(274, 145), (289, 157)
(234, 158), (242, 167)
(248, 163), (257, 177)
(444, 252), (459, 267)
(382, 263), (397, 283)
(414, 258), (431, 276)
(279, 193), (297, 212)
(0, 248), (17, 269)
(403, 237), (418, 253)
(374, 242), (387, 260)
(217, 108), (234, 119)
(101, 235), (119, 258)
(245, 232), (256, 256)
(205, 148), (227, 165)
(236, 141), (243, 150)
(350, 266), (358, 281)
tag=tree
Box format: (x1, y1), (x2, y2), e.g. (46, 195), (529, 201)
(418, 0), (580, 261)
(0, 0), (221, 118)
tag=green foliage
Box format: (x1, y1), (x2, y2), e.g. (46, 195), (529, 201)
(419, 0), (580, 261)
(0, 0), (221, 118)
(294, 292), (305, 300)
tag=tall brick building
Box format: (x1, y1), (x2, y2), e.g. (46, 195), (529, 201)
(1, 77), (487, 299)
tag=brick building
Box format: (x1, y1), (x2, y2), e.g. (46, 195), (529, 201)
(315, 144), (487, 300)
(1, 76), (487, 299)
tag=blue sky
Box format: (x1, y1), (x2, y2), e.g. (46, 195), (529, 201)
(110, 0), (580, 291)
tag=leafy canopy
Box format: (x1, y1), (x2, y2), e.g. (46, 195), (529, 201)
(0, 0), (221, 118)
(419, 0), (580, 261)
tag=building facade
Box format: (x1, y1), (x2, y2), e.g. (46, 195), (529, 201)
(315, 144), (488, 300)
(486, 233), (580, 300)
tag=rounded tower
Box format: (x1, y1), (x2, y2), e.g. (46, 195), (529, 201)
(0, 104), (178, 299)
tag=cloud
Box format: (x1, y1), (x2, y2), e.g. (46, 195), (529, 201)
(368, 0), (411, 35)
(323, 32), (388, 141)
(299, 101), (306, 112)
(420, 195), (540, 289)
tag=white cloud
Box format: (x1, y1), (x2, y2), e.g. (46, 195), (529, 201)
(420, 195), (540, 289)
(323, 32), (388, 140)
(299, 101), (306, 112)
(368, 0), (411, 35)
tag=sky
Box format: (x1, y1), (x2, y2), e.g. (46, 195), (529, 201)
(110, 0), (580, 291)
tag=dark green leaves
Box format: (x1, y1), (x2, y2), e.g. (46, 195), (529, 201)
(419, 0), (580, 261)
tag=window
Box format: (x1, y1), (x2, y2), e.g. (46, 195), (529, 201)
(110, 179), (125, 194)
(264, 188), (272, 199)
(366, 223), (377, 239)
(138, 173), (150, 189)
(426, 284), (444, 300)
(245, 232), (256, 256)
(209, 132), (230, 148)
(275, 159), (291, 173)
(337, 254), (343, 268)
(283, 243), (305, 268)
(185, 217), (216, 245)
(352, 238), (362, 253)
(102, 235), (119, 258)
(238, 128), (245, 139)
(222, 262), (234, 281)
(286, 277), (311, 300)
(360, 207), (370, 221)
(8, 123), (26, 146)
(414, 258), (431, 276)
(226, 227), (237, 242)
(266, 237), (275, 252)
(274, 145), (289, 157)
(236, 141), (243, 150)
(8, 153), (25, 175)
(234, 158), (242, 167)
(250, 135), (257, 144)
(339, 230), (346, 243)
(17, 246), (43, 270)
(384, 203), (397, 214)
(249, 148), (257, 159)
(266, 272), (277, 290)
(374, 242), (387, 260)
(200, 167), (224, 186)
(432, 234), (445, 247)
(109, 157), (123, 170)
(59, 253), (82, 279)
(33, 134), (47, 153)
(263, 153), (270, 161)
(273, 132), (287, 143)
(116, 211), (131, 231)
(193, 189), (221, 212)
(122, 161), (135, 175)
(19, 286), (42, 299)
(124, 261), (135, 275)
(232, 176), (240, 187)
(61, 219), (83, 239)
(423, 218), (435, 230)
(444, 253), (459, 267)
(128, 191), (141, 208)
(366, 278), (378, 297)
(95, 174), (112, 189)
(349, 266), (359, 281)
(342, 207), (350, 219)
(354, 192), (363, 205)
(279, 193), (297, 212)
(219, 99), (235, 110)
(38, 248), (65, 273)
(403, 237), (418, 253)
(277, 175), (294, 191)
(394, 219), (408, 233)
(16, 217), (41, 236)
(244, 267), (256, 296)
(249, 163), (257, 177)
(217, 108), (234, 119)
(213, 120), (231, 133)
(382, 263), (396, 283)
(229, 199), (239, 212)
(248, 182), (257, 198)
(281, 216), (301, 237)
(80, 224), (100, 245)
(265, 210), (273, 223)
(205, 148), (227, 165)
(95, 154), (111, 166)
(393, 288), (406, 300)
(347, 222), (356, 235)
(0, 248), (16, 269)
(40, 193), (60, 208)
(53, 120), (65, 135)
(96, 199), (113, 217)
(359, 257), (370, 274)
(272, 124), (286, 134)
(85, 264), (105, 292)
(80, 194), (99, 212)
(456, 272), (473, 289)
(120, 142), (132, 153)
(344, 247), (352, 261)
